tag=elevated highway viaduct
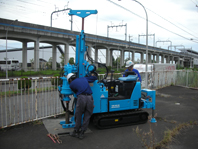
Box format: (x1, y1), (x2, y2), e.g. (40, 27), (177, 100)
(0, 18), (194, 71)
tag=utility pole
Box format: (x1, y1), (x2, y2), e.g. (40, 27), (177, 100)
(107, 23), (127, 40)
(128, 35), (133, 60)
(6, 19), (18, 79)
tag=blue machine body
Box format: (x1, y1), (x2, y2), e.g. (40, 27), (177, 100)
(58, 10), (157, 129)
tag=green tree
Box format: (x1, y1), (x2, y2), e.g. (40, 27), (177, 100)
(59, 55), (75, 67)
(69, 57), (75, 65)
(112, 56), (116, 68)
(30, 58), (34, 63)
(56, 62), (60, 69)
(59, 54), (64, 67)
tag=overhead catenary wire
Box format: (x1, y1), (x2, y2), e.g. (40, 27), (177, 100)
(1, 0), (198, 43)
(2, 0), (198, 44)
(145, 7), (198, 40)
(107, 0), (198, 44)
(1, 0), (198, 63)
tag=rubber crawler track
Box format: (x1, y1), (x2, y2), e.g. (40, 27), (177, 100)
(93, 110), (149, 129)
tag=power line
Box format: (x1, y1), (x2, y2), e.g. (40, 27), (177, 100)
(107, 0), (198, 44)
(145, 7), (198, 40)
(17, 0), (47, 7)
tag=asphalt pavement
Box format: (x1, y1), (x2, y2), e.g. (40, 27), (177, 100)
(0, 86), (198, 149)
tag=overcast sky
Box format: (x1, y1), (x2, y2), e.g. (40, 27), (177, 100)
(0, 0), (198, 63)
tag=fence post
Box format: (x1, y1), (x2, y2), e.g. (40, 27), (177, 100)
(186, 70), (188, 87)
(35, 79), (38, 119)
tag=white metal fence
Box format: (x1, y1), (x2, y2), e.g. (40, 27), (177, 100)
(0, 70), (197, 129)
(0, 77), (64, 129)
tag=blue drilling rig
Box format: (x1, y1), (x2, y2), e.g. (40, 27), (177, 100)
(58, 9), (157, 129)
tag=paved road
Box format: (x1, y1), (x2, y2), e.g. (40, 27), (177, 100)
(0, 86), (198, 149)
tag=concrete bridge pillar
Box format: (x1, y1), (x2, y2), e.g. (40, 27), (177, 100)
(178, 57), (184, 67)
(166, 55), (170, 64)
(64, 44), (69, 65)
(94, 48), (98, 62)
(190, 58), (194, 68)
(95, 48), (98, 68)
(152, 54), (155, 63)
(140, 52), (144, 63)
(131, 51), (135, 62)
(87, 45), (92, 63)
(170, 56), (174, 64)
(180, 59), (184, 67)
(156, 54), (159, 63)
(120, 49), (124, 67)
(52, 44), (57, 70)
(22, 41), (27, 71)
(148, 53), (151, 63)
(110, 49), (113, 67)
(161, 55), (164, 63)
(34, 38), (39, 71)
(106, 47), (110, 66)
(88, 45), (92, 58)
(174, 57), (179, 65)
(173, 57), (176, 64)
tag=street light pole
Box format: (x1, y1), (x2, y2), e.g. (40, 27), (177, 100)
(133, 0), (148, 88)
(6, 19), (18, 79)
(109, 0), (148, 87)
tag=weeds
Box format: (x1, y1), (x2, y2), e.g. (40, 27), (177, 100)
(32, 120), (43, 125)
(134, 124), (156, 149)
(134, 121), (198, 149)
(170, 83), (174, 86)
(157, 121), (197, 148)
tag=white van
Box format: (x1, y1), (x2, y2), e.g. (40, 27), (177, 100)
(0, 59), (20, 71)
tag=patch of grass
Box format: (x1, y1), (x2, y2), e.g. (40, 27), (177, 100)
(156, 121), (197, 148)
(157, 117), (177, 124)
(134, 121), (198, 149)
(32, 120), (43, 125)
(170, 83), (174, 86)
